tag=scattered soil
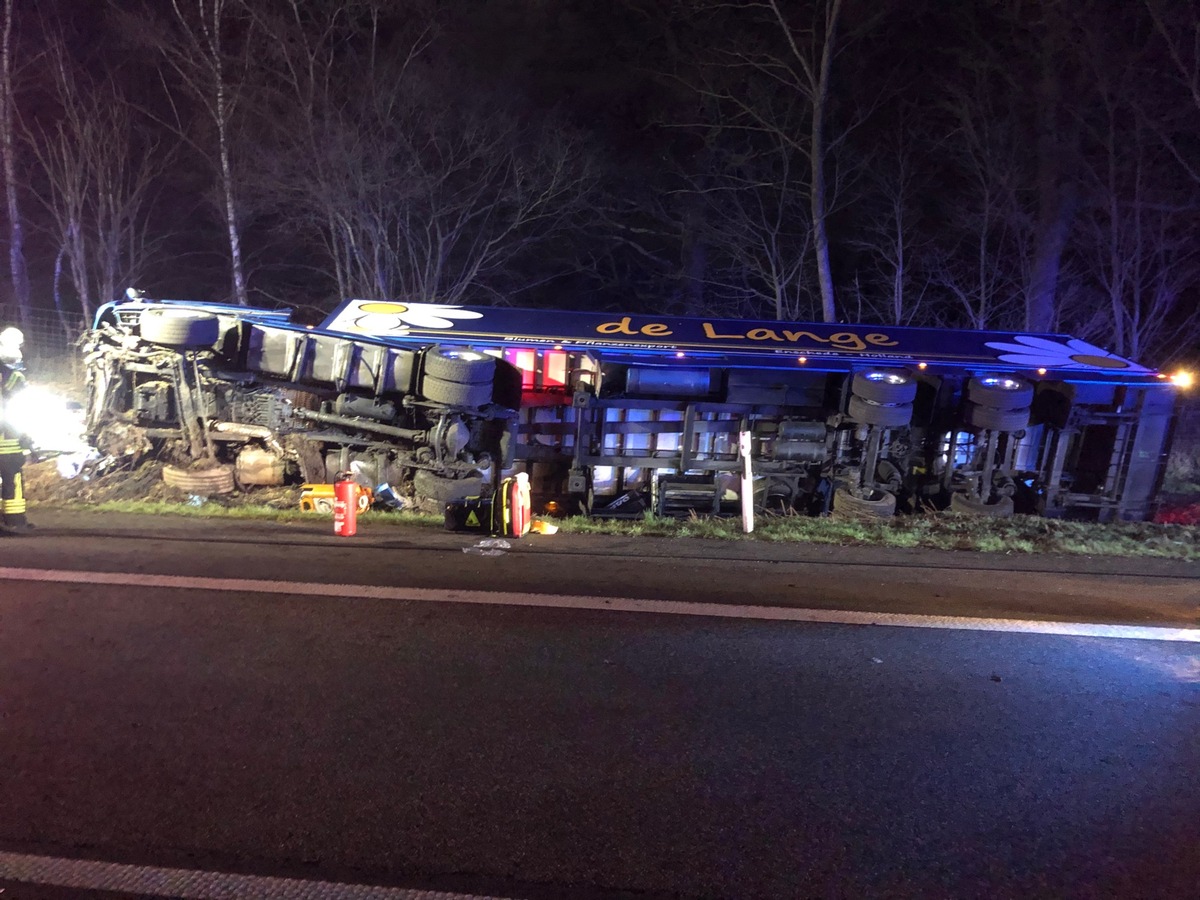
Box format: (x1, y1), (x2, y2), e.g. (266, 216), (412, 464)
(22, 453), (1200, 529)
(23, 458), (303, 510)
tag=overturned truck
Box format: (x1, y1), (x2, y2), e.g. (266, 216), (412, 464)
(82, 297), (1185, 521)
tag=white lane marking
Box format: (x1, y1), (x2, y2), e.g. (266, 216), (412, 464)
(0, 850), (513, 899)
(0, 565), (1196, 643)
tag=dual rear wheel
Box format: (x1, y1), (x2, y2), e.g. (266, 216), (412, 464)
(835, 369), (916, 517)
(421, 347), (496, 408)
(950, 375), (1034, 518)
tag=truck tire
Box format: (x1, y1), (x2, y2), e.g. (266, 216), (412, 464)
(949, 492), (1014, 517)
(422, 375), (493, 408)
(967, 376), (1033, 410)
(848, 395), (913, 428)
(964, 402), (1030, 432)
(140, 309), (220, 349)
(851, 369), (917, 405)
(413, 469), (484, 503)
(162, 463), (235, 495)
(424, 346), (495, 384)
(832, 486), (897, 518)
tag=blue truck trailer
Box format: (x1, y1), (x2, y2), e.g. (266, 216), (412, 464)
(83, 296), (1186, 521)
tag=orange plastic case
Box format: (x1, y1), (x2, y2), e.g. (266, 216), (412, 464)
(300, 483), (372, 513)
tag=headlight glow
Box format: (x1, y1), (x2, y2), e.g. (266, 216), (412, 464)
(5, 385), (89, 454)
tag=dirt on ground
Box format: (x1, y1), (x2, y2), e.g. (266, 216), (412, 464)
(23, 453), (1200, 516)
(23, 457), (304, 510)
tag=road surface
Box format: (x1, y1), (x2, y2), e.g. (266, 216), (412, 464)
(0, 511), (1196, 898)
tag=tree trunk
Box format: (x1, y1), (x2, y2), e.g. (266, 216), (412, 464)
(810, 125), (836, 323)
(211, 6), (247, 307)
(0, 0), (30, 329)
(679, 199), (708, 315)
(67, 219), (91, 320)
(892, 231), (904, 325)
(52, 244), (71, 338)
(810, 0), (842, 324)
(218, 116), (248, 305)
(1024, 20), (1077, 334)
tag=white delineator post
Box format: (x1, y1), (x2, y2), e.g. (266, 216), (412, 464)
(739, 430), (754, 534)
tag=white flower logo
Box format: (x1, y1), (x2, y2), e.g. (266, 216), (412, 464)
(350, 301), (483, 335)
(984, 335), (1147, 372)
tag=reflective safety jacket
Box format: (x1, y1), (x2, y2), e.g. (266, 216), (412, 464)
(0, 362), (27, 450)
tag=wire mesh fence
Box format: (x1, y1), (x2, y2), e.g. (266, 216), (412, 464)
(8, 311), (85, 360)
(6, 311), (87, 385)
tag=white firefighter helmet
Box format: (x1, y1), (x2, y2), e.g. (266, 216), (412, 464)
(0, 325), (22, 365)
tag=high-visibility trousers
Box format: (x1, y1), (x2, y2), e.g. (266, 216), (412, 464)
(0, 447), (27, 529)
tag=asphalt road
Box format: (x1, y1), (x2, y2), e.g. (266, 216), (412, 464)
(0, 511), (1197, 899)
(3, 509), (1199, 627)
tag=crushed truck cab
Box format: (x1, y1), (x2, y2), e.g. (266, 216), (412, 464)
(83, 299), (520, 505)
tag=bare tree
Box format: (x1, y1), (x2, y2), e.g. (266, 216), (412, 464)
(0, 0), (29, 329)
(847, 109), (931, 326)
(25, 40), (174, 325)
(681, 130), (817, 320)
(1145, 0), (1200, 188)
(1146, 0), (1200, 105)
(772, 0), (843, 325)
(1021, 4), (1082, 334)
(674, 0), (860, 323)
(240, 0), (431, 301)
(119, 0), (253, 304)
(925, 70), (1027, 331)
(1082, 198), (1200, 362)
(246, 3), (595, 305)
(325, 87), (593, 304)
(579, 168), (716, 315)
(1074, 34), (1200, 361)
(936, 2), (1087, 334)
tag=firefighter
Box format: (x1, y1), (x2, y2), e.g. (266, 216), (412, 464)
(0, 326), (32, 534)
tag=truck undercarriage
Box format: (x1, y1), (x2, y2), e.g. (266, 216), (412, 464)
(81, 304), (519, 507)
(78, 299), (1178, 523)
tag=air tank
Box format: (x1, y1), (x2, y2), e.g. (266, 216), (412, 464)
(625, 367), (719, 397)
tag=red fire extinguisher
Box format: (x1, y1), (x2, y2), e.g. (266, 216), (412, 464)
(333, 471), (359, 537)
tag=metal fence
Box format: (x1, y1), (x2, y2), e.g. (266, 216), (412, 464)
(5, 312), (86, 385)
(9, 311), (85, 361)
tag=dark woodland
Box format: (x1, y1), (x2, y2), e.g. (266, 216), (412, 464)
(1, 0), (1198, 366)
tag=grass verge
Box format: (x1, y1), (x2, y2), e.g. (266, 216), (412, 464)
(555, 510), (1199, 559)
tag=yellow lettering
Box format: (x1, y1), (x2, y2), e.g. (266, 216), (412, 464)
(830, 332), (866, 351)
(782, 330), (829, 344)
(747, 328), (783, 341)
(598, 317), (675, 337)
(703, 322), (743, 340)
(866, 333), (898, 347)
(597, 317), (638, 336)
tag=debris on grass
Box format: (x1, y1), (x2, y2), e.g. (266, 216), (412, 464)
(22, 458), (1200, 560)
(1155, 501), (1200, 525)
